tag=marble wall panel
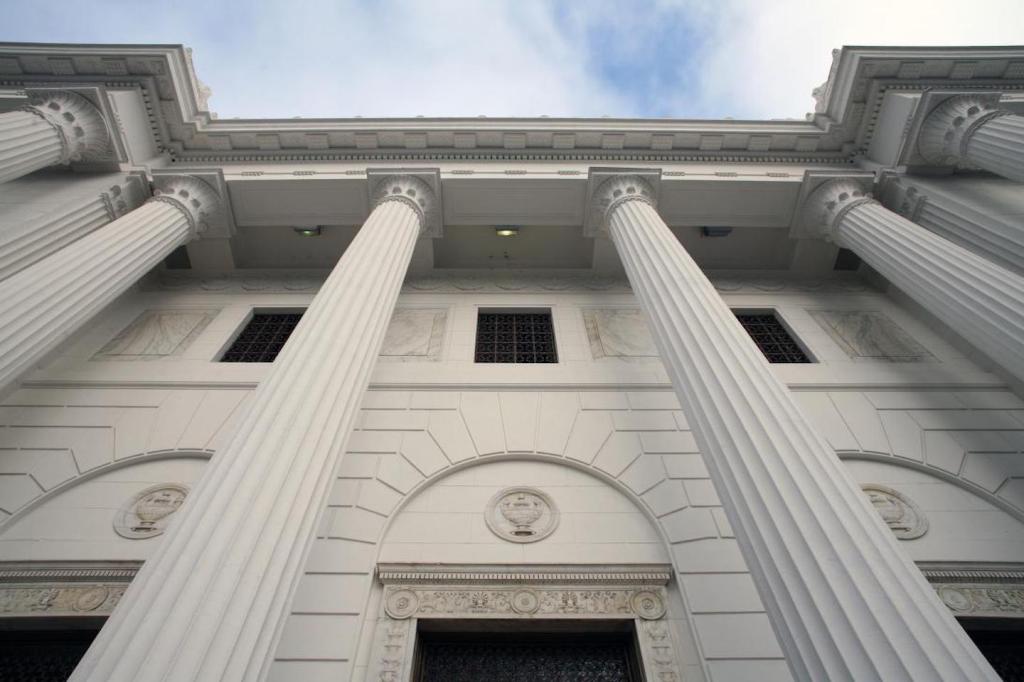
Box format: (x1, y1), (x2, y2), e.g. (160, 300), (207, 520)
(809, 310), (934, 362)
(583, 308), (659, 359)
(93, 309), (218, 361)
(379, 309), (446, 361)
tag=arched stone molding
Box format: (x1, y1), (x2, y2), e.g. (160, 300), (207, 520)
(792, 390), (1024, 528)
(271, 389), (791, 681)
(0, 448), (213, 532)
(837, 450), (1024, 525)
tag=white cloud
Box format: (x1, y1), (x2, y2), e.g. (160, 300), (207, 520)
(196, 0), (633, 118)
(674, 0), (1024, 119)
(8, 0), (1024, 119)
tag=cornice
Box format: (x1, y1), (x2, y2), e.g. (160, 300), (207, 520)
(376, 563), (673, 586)
(3, 43), (1019, 169)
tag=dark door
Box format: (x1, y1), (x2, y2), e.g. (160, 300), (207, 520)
(0, 628), (100, 682)
(417, 630), (644, 682)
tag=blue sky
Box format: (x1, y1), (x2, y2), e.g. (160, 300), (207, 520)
(3, 0), (1023, 120)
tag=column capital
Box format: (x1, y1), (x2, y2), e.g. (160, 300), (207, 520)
(584, 168), (661, 237)
(150, 169), (234, 239)
(367, 170), (442, 237)
(21, 90), (110, 164)
(100, 172), (150, 221)
(791, 171), (875, 241)
(876, 172), (927, 222)
(918, 93), (1008, 166)
(148, 175), (223, 239)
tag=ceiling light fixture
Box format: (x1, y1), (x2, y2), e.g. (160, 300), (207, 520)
(495, 226), (519, 237)
(293, 226), (322, 237)
(701, 226), (733, 238)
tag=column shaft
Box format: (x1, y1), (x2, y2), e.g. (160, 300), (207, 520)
(837, 201), (1024, 382)
(965, 113), (1024, 182)
(607, 195), (998, 680)
(0, 174), (147, 282)
(0, 110), (65, 184)
(0, 200), (191, 390)
(71, 198), (423, 681)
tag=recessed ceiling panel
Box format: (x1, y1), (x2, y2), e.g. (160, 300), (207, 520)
(659, 178), (801, 228)
(443, 178), (585, 226)
(231, 225), (358, 268)
(228, 177), (368, 227)
(433, 225), (593, 269)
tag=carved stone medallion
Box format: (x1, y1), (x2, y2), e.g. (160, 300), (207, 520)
(631, 590), (667, 620)
(862, 484), (928, 540)
(485, 487), (559, 543)
(114, 483), (189, 539)
(384, 589), (419, 619)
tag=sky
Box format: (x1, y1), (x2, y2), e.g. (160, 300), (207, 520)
(3, 0), (1023, 120)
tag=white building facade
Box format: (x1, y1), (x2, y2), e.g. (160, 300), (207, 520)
(0, 42), (1022, 682)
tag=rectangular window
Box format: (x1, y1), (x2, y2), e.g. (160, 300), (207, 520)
(735, 312), (811, 363)
(475, 311), (557, 363)
(220, 313), (303, 363)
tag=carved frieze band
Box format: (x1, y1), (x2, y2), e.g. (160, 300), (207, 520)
(920, 564), (1024, 618)
(147, 270), (869, 295)
(0, 562), (140, 617)
(382, 585), (668, 620)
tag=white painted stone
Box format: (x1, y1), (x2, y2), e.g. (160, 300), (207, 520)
(642, 480), (689, 517)
(605, 178), (996, 680)
(535, 392), (578, 455)
(69, 179), (430, 682)
(460, 392), (505, 454)
(399, 431), (449, 476)
(592, 432), (642, 477)
(563, 411), (613, 463)
(499, 391), (538, 452)
(426, 411), (477, 463)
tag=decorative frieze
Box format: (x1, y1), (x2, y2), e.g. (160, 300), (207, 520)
(0, 562), (140, 618)
(381, 585), (666, 620)
(369, 564), (680, 682)
(146, 269), (869, 295)
(0, 584), (127, 616)
(935, 585), (1024, 617)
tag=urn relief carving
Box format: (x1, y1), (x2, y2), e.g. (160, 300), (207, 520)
(113, 483), (189, 539)
(485, 487), (559, 543)
(862, 484), (928, 540)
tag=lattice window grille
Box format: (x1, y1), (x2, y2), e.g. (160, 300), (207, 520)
(735, 312), (810, 363)
(220, 313), (303, 363)
(475, 311), (557, 364)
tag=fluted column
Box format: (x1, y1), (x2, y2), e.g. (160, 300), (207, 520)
(0, 176), (216, 391)
(880, 174), (1024, 276)
(0, 174), (148, 282)
(806, 178), (1024, 383)
(597, 174), (998, 681)
(919, 95), (1024, 182)
(0, 91), (109, 183)
(71, 175), (435, 682)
